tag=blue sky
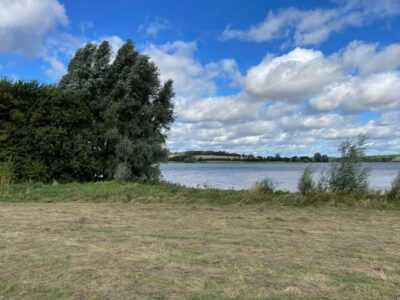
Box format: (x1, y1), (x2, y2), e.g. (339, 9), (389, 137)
(1, 0), (400, 156)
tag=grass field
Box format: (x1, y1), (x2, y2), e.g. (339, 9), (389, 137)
(1, 182), (400, 299)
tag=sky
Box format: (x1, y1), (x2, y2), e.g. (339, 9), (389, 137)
(1, 0), (400, 156)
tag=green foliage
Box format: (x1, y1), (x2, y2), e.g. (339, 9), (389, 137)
(317, 169), (330, 192)
(328, 136), (370, 194)
(0, 158), (14, 187)
(388, 171), (400, 201)
(1, 39), (174, 183)
(0, 80), (98, 182)
(59, 40), (175, 182)
(253, 177), (276, 194)
(298, 166), (315, 195)
(313, 152), (322, 162)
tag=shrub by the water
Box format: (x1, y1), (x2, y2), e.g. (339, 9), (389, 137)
(298, 166), (315, 195)
(254, 177), (276, 194)
(317, 169), (330, 192)
(328, 136), (370, 194)
(388, 171), (400, 201)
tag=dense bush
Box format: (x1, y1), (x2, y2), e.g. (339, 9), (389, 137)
(298, 166), (315, 195)
(0, 80), (98, 182)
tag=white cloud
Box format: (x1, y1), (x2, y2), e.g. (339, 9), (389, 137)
(221, 0), (400, 46)
(279, 113), (346, 131)
(44, 56), (67, 80)
(158, 39), (400, 155)
(145, 41), (215, 98)
(310, 72), (400, 113)
(144, 41), (242, 99)
(265, 103), (300, 119)
(138, 17), (171, 37)
(335, 41), (400, 75)
(0, 0), (68, 56)
(245, 48), (342, 101)
(177, 94), (261, 123)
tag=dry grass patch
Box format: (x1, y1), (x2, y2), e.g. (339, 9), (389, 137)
(0, 203), (399, 299)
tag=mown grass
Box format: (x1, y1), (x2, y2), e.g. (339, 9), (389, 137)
(0, 180), (399, 209)
(0, 202), (399, 299)
(1, 181), (400, 299)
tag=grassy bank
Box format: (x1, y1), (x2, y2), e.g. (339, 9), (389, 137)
(1, 202), (400, 299)
(0, 181), (399, 209)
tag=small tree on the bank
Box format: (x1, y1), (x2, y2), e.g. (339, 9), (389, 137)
(298, 166), (315, 195)
(328, 136), (370, 193)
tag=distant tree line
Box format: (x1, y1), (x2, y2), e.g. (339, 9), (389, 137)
(169, 150), (400, 163)
(0, 40), (175, 183)
(168, 151), (330, 163)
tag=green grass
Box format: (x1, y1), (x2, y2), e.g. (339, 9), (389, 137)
(0, 180), (399, 209)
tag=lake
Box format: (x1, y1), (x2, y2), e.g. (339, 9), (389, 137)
(160, 162), (400, 192)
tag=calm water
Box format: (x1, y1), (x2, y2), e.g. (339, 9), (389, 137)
(160, 162), (400, 192)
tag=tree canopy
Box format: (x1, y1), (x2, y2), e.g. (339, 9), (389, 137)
(0, 40), (175, 183)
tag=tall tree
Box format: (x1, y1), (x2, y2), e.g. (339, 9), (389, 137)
(59, 40), (175, 181)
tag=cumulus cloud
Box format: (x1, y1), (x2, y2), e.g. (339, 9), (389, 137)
(245, 48), (342, 101)
(156, 39), (400, 155)
(176, 94), (261, 123)
(145, 41), (216, 98)
(221, 0), (400, 46)
(144, 41), (242, 99)
(242, 42), (400, 113)
(310, 72), (400, 113)
(279, 113), (346, 131)
(0, 0), (68, 56)
(335, 41), (400, 75)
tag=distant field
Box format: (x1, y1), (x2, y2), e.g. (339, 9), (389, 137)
(0, 182), (400, 299)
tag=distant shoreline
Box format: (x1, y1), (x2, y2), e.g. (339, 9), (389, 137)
(168, 151), (400, 163)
